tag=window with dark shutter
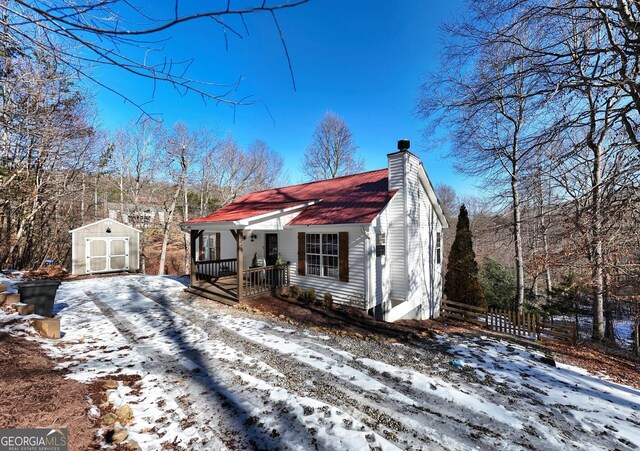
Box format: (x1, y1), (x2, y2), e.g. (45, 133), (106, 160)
(298, 232), (348, 282)
(297, 232), (306, 275)
(339, 232), (349, 283)
(305, 233), (339, 279)
(215, 232), (221, 260)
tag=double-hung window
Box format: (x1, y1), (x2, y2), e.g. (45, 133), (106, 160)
(306, 233), (339, 279)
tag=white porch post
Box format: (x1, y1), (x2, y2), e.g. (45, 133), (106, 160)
(190, 230), (202, 286)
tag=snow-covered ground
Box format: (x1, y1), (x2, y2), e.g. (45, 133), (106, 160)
(2, 275), (640, 450)
(571, 315), (637, 348)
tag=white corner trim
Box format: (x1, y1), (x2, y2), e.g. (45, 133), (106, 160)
(417, 164), (449, 229)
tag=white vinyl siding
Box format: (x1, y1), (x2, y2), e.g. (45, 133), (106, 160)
(244, 211), (303, 230)
(406, 165), (440, 318)
(219, 230), (237, 260)
(370, 205), (392, 312)
(282, 226), (366, 309)
(212, 225), (367, 308)
(384, 151), (445, 321)
(387, 153), (407, 303)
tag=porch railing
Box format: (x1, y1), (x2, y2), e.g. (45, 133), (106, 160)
(195, 258), (238, 281)
(243, 263), (290, 297)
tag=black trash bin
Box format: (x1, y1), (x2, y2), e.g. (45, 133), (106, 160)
(16, 279), (61, 317)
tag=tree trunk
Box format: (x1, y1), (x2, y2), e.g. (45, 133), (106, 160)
(542, 227), (553, 301)
(119, 169), (124, 221)
(140, 232), (147, 274)
(538, 176), (553, 301)
(1, 4), (9, 164)
(591, 144), (605, 340)
(183, 182), (189, 274)
(591, 228), (605, 340)
(5, 198), (43, 268)
(511, 172), (525, 314)
(81, 173), (86, 222)
(94, 175), (99, 219)
(158, 182), (182, 276)
(633, 301), (639, 356)
(200, 189), (205, 217)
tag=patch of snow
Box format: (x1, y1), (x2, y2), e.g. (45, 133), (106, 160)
(2, 274), (640, 450)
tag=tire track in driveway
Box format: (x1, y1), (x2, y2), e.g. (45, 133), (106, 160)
(139, 288), (552, 451)
(91, 284), (402, 450)
(143, 287), (632, 451)
(66, 277), (638, 451)
(83, 289), (281, 450)
(135, 287), (413, 450)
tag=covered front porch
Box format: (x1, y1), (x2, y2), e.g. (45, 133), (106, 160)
(186, 229), (290, 304)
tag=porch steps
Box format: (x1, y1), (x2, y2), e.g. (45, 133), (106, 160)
(185, 286), (238, 306)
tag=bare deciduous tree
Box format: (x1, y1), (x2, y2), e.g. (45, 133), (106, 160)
(208, 136), (285, 206)
(157, 122), (199, 276)
(418, 15), (547, 313)
(0, 44), (97, 269)
(420, 0), (640, 340)
(111, 119), (162, 273)
(1, 0), (307, 115)
(302, 111), (363, 181)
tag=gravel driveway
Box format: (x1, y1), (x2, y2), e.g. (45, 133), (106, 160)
(11, 275), (639, 450)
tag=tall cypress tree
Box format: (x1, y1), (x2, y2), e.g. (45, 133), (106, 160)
(444, 205), (486, 307)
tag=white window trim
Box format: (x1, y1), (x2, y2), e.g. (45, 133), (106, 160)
(305, 233), (339, 280)
(198, 232), (218, 262)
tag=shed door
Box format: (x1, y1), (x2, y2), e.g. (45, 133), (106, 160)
(87, 239), (107, 272)
(109, 239), (129, 271)
(86, 237), (130, 273)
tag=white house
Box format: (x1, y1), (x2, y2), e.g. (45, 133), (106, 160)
(180, 140), (448, 322)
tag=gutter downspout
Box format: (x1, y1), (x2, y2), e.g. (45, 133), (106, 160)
(362, 225), (371, 311)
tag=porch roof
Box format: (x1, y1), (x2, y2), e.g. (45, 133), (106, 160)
(184, 169), (396, 226)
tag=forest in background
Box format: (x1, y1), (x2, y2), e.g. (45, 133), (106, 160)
(0, 44), (286, 275)
(437, 182), (638, 351)
(421, 0), (640, 344)
(1, 0), (639, 351)
(1, 0), (305, 275)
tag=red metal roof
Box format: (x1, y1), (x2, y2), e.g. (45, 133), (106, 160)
(185, 169), (395, 226)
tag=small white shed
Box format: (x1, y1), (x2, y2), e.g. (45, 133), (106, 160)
(69, 219), (141, 275)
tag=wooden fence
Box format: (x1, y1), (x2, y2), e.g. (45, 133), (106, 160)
(441, 300), (577, 344)
(440, 300), (486, 327)
(488, 309), (539, 339)
(538, 319), (578, 343)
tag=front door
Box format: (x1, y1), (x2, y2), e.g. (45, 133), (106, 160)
(265, 234), (278, 266)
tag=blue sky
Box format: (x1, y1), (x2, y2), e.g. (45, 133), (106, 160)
(94, 0), (474, 194)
